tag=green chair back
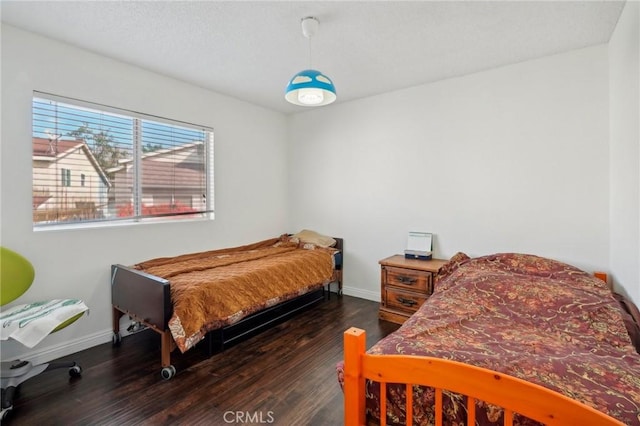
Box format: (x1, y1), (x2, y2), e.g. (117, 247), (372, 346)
(1, 247), (35, 306)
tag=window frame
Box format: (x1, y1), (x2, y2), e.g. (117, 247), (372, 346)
(61, 168), (71, 187)
(32, 91), (215, 230)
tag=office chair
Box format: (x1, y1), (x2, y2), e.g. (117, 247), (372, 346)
(1, 247), (87, 421)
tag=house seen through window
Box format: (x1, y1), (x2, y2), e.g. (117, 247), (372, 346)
(32, 92), (214, 228)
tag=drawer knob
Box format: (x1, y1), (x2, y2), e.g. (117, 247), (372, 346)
(397, 276), (417, 285)
(396, 297), (417, 307)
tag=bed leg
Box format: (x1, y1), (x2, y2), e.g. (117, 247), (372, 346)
(112, 307), (121, 334)
(160, 330), (172, 368)
(326, 282), (335, 300)
(159, 330), (177, 380)
(327, 270), (343, 299)
(207, 330), (224, 356)
(112, 307), (123, 346)
(344, 327), (366, 426)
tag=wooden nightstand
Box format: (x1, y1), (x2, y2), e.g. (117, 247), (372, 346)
(379, 255), (448, 324)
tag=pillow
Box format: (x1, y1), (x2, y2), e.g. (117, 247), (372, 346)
(291, 229), (336, 248)
(434, 252), (471, 288)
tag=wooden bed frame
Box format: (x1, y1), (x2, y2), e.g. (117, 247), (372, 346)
(111, 237), (342, 380)
(342, 327), (624, 426)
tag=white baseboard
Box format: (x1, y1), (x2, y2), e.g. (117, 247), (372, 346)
(14, 329), (113, 366)
(342, 286), (380, 302)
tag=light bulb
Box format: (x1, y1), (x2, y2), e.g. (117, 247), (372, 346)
(298, 88), (324, 105)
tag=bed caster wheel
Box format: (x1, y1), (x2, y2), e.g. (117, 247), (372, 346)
(112, 332), (122, 346)
(69, 364), (82, 377)
(160, 365), (176, 380)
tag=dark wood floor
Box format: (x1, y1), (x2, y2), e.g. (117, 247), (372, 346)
(6, 295), (399, 426)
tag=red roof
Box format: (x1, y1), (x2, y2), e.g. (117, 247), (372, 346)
(33, 137), (84, 157)
(110, 142), (205, 188)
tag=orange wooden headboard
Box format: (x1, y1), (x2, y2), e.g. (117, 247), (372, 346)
(343, 327), (624, 426)
(594, 271), (615, 292)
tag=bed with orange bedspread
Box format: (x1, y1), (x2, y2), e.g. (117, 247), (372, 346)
(339, 252), (640, 425)
(112, 234), (341, 379)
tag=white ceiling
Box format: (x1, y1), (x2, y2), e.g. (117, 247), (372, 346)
(0, 1), (626, 114)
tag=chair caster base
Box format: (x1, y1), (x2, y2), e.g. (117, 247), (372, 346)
(1, 406), (12, 422)
(69, 363), (82, 377)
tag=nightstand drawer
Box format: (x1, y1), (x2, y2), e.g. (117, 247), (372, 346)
(379, 255), (448, 324)
(385, 266), (432, 292)
(385, 287), (428, 314)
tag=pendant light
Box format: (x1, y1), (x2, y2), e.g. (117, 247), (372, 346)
(285, 17), (336, 107)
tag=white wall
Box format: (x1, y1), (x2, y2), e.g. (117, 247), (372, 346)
(288, 45), (610, 301)
(609, 1), (640, 306)
(0, 25), (289, 362)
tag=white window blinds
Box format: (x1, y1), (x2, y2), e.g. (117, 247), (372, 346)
(32, 92), (214, 228)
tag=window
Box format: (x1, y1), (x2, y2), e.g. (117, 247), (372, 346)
(61, 168), (71, 187)
(32, 92), (214, 228)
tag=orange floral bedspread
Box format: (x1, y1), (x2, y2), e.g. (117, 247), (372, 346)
(344, 253), (640, 425)
(135, 236), (335, 353)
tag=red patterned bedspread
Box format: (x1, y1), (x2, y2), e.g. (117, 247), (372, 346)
(357, 253), (640, 425)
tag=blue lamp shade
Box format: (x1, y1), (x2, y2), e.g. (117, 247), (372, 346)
(285, 69), (336, 106)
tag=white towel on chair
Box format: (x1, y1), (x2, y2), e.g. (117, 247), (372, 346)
(0, 299), (89, 348)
